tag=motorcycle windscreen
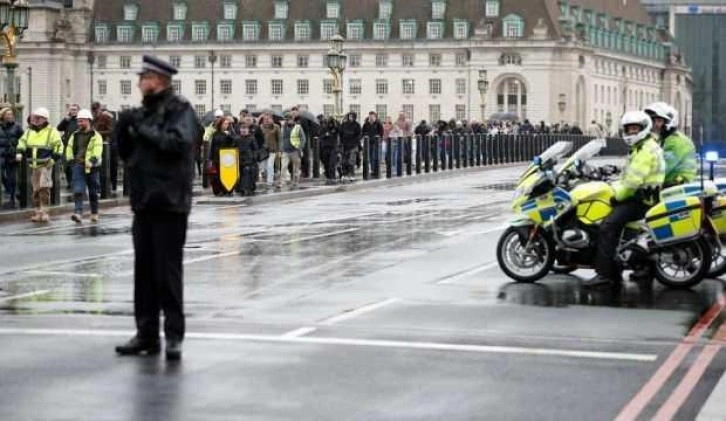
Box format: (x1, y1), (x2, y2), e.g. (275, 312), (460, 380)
(219, 148), (240, 192)
(556, 139), (605, 174)
(645, 197), (702, 243)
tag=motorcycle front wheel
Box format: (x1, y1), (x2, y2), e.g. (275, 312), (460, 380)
(497, 226), (555, 283)
(654, 238), (712, 289)
(707, 239), (726, 278)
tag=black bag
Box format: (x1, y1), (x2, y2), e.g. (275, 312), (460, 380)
(256, 147), (270, 163)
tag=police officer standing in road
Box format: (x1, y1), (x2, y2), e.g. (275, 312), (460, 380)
(114, 55), (199, 361)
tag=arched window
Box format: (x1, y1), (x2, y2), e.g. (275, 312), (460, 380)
(502, 14), (524, 38)
(496, 77), (527, 119)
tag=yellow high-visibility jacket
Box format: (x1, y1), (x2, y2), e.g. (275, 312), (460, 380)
(65, 130), (104, 173)
(612, 135), (665, 204)
(17, 125), (63, 169)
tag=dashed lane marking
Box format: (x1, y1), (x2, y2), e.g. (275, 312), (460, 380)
(0, 289), (53, 303)
(437, 262), (500, 285)
(318, 298), (401, 326)
(281, 326), (317, 338)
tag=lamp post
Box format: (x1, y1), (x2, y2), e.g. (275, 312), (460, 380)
(605, 111), (613, 137)
(325, 34), (346, 120)
(477, 69), (489, 123)
(558, 93), (567, 124)
(87, 52), (95, 103)
(0, 0), (29, 119)
(208, 51), (217, 111)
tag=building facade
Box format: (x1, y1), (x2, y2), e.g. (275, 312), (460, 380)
(9, 0), (692, 134)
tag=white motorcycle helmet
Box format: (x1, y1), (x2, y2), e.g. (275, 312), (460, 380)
(621, 110), (653, 146)
(644, 102), (678, 131)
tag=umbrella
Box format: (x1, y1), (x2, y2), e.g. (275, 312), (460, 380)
(284, 109), (321, 133)
(489, 112), (519, 122)
(202, 110), (233, 126)
(252, 109), (286, 123)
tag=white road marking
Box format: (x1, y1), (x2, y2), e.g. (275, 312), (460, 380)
(319, 298), (401, 326)
(281, 227), (361, 245)
(437, 262), (500, 285)
(0, 327), (658, 362)
(0, 289), (53, 303)
(281, 326), (317, 338)
(182, 251), (242, 265)
(24, 270), (103, 278)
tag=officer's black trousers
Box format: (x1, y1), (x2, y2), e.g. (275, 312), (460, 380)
(595, 199), (649, 277)
(132, 210), (188, 342)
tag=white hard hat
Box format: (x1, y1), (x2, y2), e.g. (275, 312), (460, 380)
(620, 110), (652, 146)
(214, 109), (224, 118)
(33, 107), (50, 120)
(77, 109), (93, 120)
(644, 102), (677, 131)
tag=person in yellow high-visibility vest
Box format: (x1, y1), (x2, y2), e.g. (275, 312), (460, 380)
(65, 109), (104, 223)
(15, 108), (63, 222)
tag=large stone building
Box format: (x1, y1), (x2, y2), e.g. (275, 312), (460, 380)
(9, 0), (692, 133)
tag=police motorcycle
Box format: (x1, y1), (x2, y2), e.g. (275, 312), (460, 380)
(496, 139), (712, 289)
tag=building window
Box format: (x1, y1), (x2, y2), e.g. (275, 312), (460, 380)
(220, 104), (232, 114)
(218, 24), (233, 41)
(117, 26), (133, 43)
(400, 21), (416, 40)
(402, 54), (415, 67)
(243, 23), (260, 41)
(427, 22), (443, 39)
(245, 55), (257, 68)
(454, 21), (468, 39)
(485, 0), (500, 17)
(192, 24), (208, 42)
(455, 105), (466, 120)
(245, 104), (257, 112)
(195, 80), (207, 96)
(502, 14), (524, 38)
(167, 25), (182, 42)
(326, 1), (340, 19)
(95, 25), (109, 43)
(349, 54), (361, 67)
(172, 80), (182, 94)
(269, 23), (284, 41)
(97, 55), (107, 69)
(123, 4), (138, 21)
(376, 79), (388, 95)
(349, 104), (361, 117)
(220, 80), (232, 95)
(271, 79), (283, 95)
(297, 79), (309, 95)
(245, 79), (257, 95)
(402, 79), (415, 95)
(220, 55), (232, 68)
(120, 80), (132, 96)
(323, 104), (335, 116)
(295, 22), (311, 40)
(402, 104), (414, 121)
(195, 55), (206, 68)
(173, 3), (188, 20)
(496, 77), (527, 118)
(376, 104), (388, 120)
(120, 56), (131, 69)
(349, 79), (362, 95)
(194, 104), (206, 120)
(323, 79), (333, 94)
(275, 1), (289, 19)
(429, 79), (442, 95)
(429, 104), (441, 122)
(432, 1), (445, 20)
(379, 1), (392, 20)
(456, 78), (466, 95)
(429, 54), (442, 66)
(271, 55), (283, 68)
(373, 21), (389, 40)
(297, 55), (309, 68)
(321, 22), (338, 40)
(347, 22), (363, 40)
(223, 3), (237, 20)
(98, 80), (107, 96)
(456, 53), (467, 67)
(169, 55), (181, 68)
(375, 54), (388, 67)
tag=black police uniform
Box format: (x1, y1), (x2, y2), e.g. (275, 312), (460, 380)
(116, 56), (201, 358)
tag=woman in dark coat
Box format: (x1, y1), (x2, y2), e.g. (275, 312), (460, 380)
(319, 117), (340, 185)
(237, 124), (259, 196)
(208, 118), (237, 196)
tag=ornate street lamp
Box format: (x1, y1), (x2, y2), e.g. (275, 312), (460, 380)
(477, 69), (489, 123)
(0, 0), (29, 118)
(558, 93), (567, 123)
(325, 34), (346, 119)
(605, 111), (613, 136)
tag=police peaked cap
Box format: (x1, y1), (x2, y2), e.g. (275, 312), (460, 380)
(138, 55), (178, 77)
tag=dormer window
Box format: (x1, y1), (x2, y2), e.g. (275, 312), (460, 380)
(373, 21), (390, 40)
(453, 20), (468, 39)
(269, 22), (285, 41)
(320, 21), (338, 40)
(427, 21), (443, 39)
(400, 20), (416, 40)
(502, 14), (524, 38)
(242, 22), (260, 41)
(95, 24), (109, 43)
(223, 2), (237, 20)
(275, 1), (289, 19)
(123, 4), (138, 21)
(142, 24), (159, 43)
(347, 21), (364, 41)
(173, 3), (187, 21)
(117, 25), (134, 43)
(379, 1), (392, 20)
(217, 23), (234, 41)
(326, 1), (340, 19)
(167, 24), (183, 42)
(191, 22), (209, 42)
(294, 21), (311, 41)
(432, 1), (445, 20)
(485, 0), (499, 17)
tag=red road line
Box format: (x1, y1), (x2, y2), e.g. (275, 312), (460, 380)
(614, 293), (726, 421)
(653, 344), (722, 420)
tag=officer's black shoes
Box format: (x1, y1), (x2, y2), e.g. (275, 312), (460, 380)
(115, 336), (161, 356)
(583, 274), (621, 288)
(165, 339), (182, 361)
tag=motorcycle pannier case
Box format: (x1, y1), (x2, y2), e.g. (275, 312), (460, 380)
(710, 196), (726, 236)
(645, 197), (702, 244)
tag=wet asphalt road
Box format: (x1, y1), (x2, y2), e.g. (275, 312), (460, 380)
(0, 165), (724, 421)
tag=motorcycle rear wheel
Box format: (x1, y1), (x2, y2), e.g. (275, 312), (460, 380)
(497, 226), (555, 283)
(707, 239), (726, 278)
(653, 238), (712, 289)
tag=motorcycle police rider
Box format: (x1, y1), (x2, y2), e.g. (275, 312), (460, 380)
(584, 111), (666, 287)
(644, 102), (697, 188)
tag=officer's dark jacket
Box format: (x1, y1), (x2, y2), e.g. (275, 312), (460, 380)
(0, 121), (22, 159)
(117, 88), (200, 214)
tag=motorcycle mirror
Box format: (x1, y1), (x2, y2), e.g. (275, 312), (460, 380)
(533, 156), (542, 166)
